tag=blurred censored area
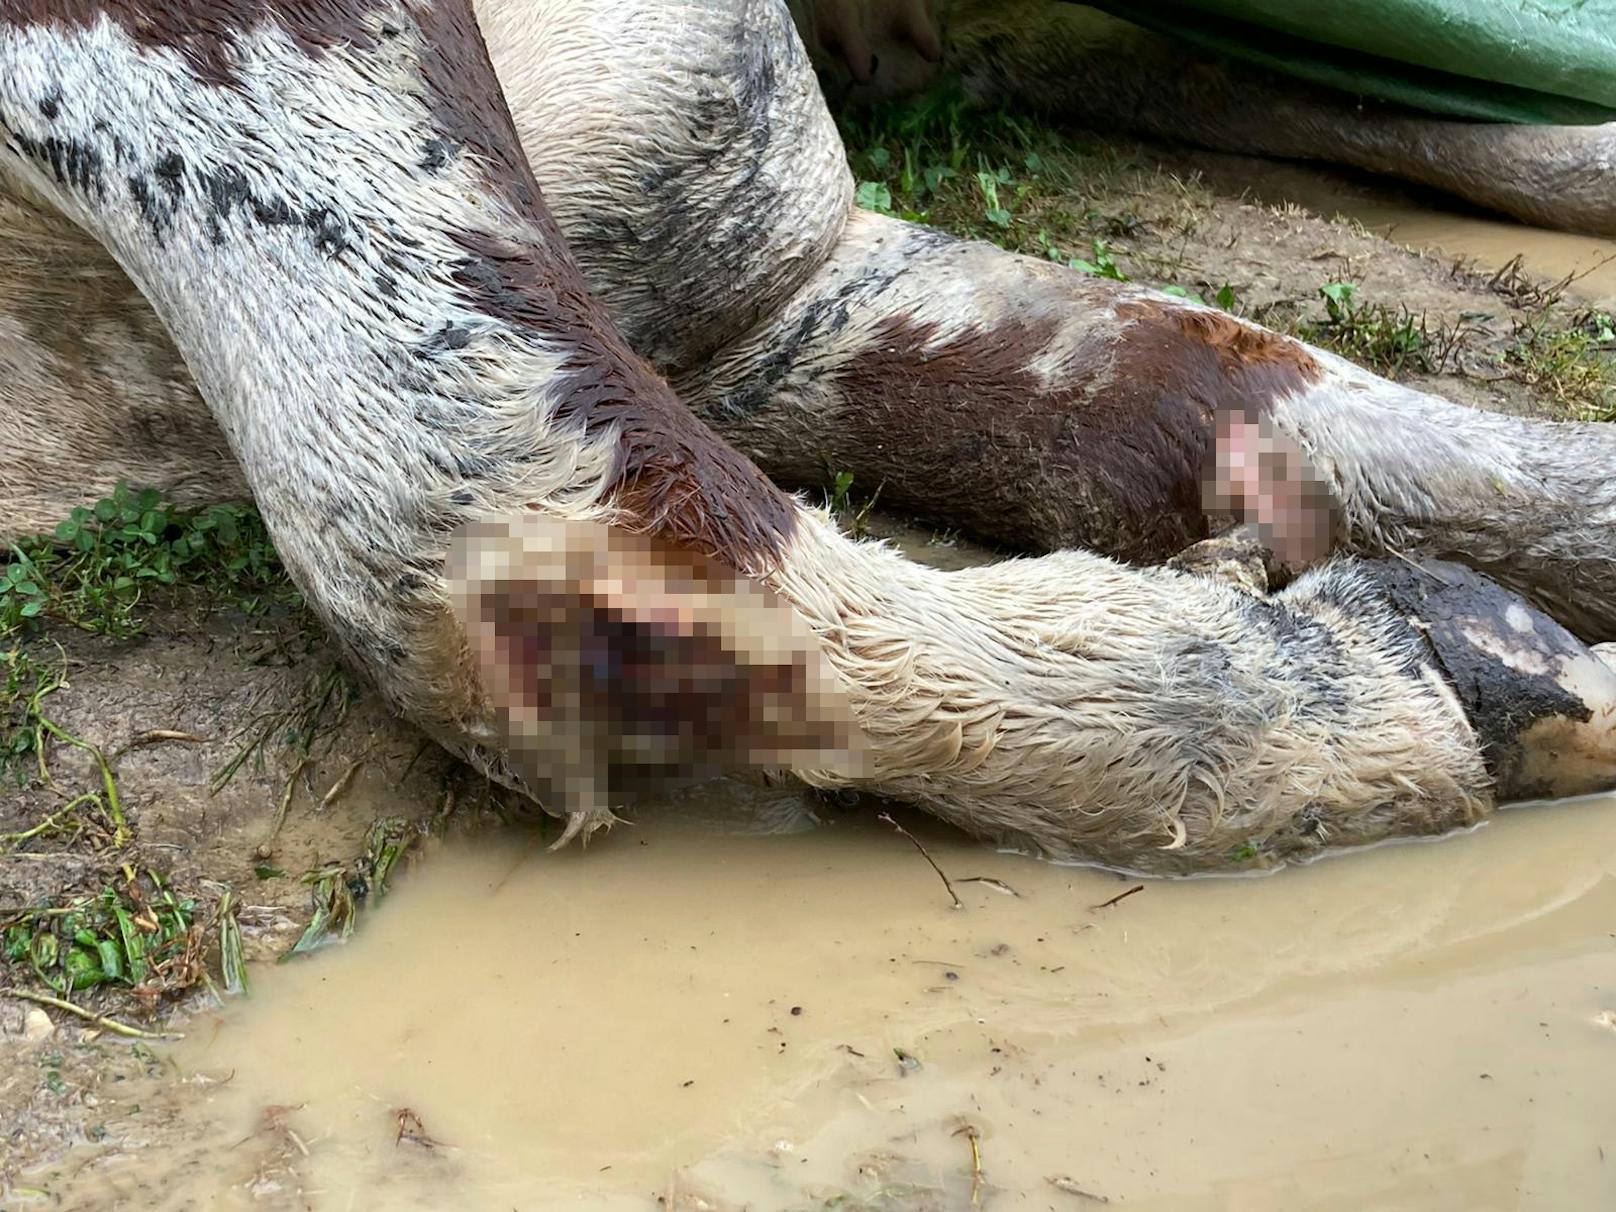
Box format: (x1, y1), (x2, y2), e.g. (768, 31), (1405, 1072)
(1206, 407), (1341, 570)
(447, 514), (865, 831)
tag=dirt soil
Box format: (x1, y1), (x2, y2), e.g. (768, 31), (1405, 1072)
(2, 141), (1614, 1210)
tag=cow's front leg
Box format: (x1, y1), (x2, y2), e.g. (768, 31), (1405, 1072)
(0, 0), (864, 844)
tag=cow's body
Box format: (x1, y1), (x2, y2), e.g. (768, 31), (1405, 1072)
(794, 0), (1616, 239)
(1, 0), (1614, 873)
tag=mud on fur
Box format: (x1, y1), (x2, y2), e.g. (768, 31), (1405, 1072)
(2, 0), (1614, 874)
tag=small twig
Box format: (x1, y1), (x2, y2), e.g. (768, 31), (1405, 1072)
(1048, 1176), (1110, 1203)
(36, 716), (128, 847)
(878, 813), (961, 909)
(957, 876), (1020, 897)
(394, 1107), (448, 1149)
(255, 759), (310, 857)
(3, 988), (181, 1040)
(316, 758), (364, 813)
(1089, 884), (1144, 911)
(0, 793), (97, 848)
(111, 730), (207, 761)
(954, 1124), (984, 1207)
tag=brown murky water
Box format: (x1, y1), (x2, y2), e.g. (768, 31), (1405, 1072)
(31, 786), (1616, 1211)
(1193, 156), (1616, 307)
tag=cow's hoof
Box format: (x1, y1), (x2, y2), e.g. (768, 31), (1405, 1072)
(1366, 559), (1616, 803)
(1166, 523), (1271, 595)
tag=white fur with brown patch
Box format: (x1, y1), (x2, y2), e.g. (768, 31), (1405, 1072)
(2, 2), (1614, 874)
(4, 0), (1613, 647)
(0, 10), (622, 743)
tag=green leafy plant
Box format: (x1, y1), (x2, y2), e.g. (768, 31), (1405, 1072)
(4, 874), (198, 996)
(1300, 282), (1432, 376)
(854, 179), (894, 215)
(1, 484), (290, 639)
(1068, 237), (1126, 280)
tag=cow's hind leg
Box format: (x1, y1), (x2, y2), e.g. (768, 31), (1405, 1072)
(0, 189), (243, 540)
(679, 208), (1616, 642)
(482, 0), (1616, 643)
(805, 0), (1616, 239)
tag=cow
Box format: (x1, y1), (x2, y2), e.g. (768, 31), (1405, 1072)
(791, 0), (1616, 239)
(2, 0), (1613, 874)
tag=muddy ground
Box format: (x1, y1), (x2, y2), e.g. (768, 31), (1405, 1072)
(2, 126), (1613, 1209)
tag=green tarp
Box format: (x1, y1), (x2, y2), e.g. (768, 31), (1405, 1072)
(1087, 0), (1616, 125)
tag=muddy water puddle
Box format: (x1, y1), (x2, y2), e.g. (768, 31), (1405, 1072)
(1194, 156), (1616, 307)
(27, 788), (1616, 1210)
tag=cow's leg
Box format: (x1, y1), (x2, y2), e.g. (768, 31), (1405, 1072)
(2, 2), (1613, 874)
(0, 188), (245, 536)
(0, 0), (865, 843)
(473, 0), (854, 373)
(800, 0), (1616, 239)
(497, 0), (1616, 643)
(2, 0), (1611, 658)
(679, 208), (1616, 642)
(0, 0), (851, 542)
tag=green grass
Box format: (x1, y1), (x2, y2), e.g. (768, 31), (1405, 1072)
(1292, 281), (1443, 378)
(2, 482), (290, 641)
(842, 95), (1616, 422)
(211, 663), (358, 796)
(1, 648), (55, 787)
(839, 94), (1262, 331)
(0, 651), (128, 854)
(823, 466), (881, 538)
(840, 93), (1216, 296)
(1504, 307), (1616, 421)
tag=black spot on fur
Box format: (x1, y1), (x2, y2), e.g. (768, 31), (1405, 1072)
(1365, 559), (1591, 786)
(128, 174), (173, 241)
(193, 163), (335, 250)
(712, 265), (904, 417)
(422, 324), (472, 353)
(249, 193), (298, 227)
(154, 151), (185, 190)
(1240, 596), (1351, 717)
(420, 138), (451, 172)
(38, 88), (63, 121)
(449, 252), (532, 319)
(12, 131), (104, 198)
(201, 164), (252, 218)
(303, 206), (350, 258)
(127, 153), (189, 241)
